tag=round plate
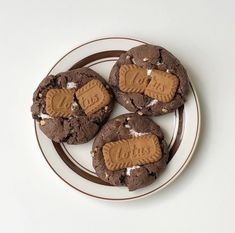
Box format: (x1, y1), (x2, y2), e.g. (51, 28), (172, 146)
(35, 37), (201, 201)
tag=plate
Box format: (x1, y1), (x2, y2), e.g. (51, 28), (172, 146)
(35, 37), (201, 201)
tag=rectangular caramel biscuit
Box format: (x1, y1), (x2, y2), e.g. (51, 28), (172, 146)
(145, 70), (179, 102)
(76, 80), (110, 115)
(102, 135), (162, 171)
(46, 89), (74, 118)
(119, 64), (149, 93)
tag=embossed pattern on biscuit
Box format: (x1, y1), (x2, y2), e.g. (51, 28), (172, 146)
(102, 135), (162, 171)
(75, 80), (110, 115)
(119, 64), (149, 93)
(145, 70), (179, 102)
(45, 89), (74, 118)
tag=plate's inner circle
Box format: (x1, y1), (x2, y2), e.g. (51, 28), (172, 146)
(51, 51), (185, 186)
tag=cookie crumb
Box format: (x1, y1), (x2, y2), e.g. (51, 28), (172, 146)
(127, 117), (131, 121)
(38, 93), (42, 98)
(143, 57), (149, 62)
(162, 108), (168, 113)
(40, 120), (46, 126)
(90, 151), (94, 157)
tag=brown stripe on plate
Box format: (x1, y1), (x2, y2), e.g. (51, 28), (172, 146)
(168, 105), (184, 162)
(70, 50), (125, 70)
(61, 143), (97, 175)
(52, 142), (111, 186)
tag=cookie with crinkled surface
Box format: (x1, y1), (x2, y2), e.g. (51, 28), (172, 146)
(31, 67), (114, 144)
(109, 44), (189, 116)
(92, 113), (169, 191)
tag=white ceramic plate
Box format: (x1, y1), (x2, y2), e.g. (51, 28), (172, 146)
(35, 37), (201, 201)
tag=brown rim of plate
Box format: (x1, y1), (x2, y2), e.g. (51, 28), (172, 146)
(34, 37), (200, 201)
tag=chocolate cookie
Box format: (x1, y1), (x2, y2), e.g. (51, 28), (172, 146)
(92, 113), (169, 191)
(31, 67), (114, 144)
(109, 44), (189, 116)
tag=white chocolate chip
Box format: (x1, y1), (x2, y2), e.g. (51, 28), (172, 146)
(38, 112), (52, 119)
(132, 58), (137, 64)
(66, 82), (77, 89)
(146, 99), (159, 107)
(129, 129), (148, 137)
(126, 166), (141, 176)
(137, 111), (143, 116)
(143, 57), (149, 62)
(162, 108), (168, 113)
(147, 69), (152, 76)
(38, 93), (42, 98)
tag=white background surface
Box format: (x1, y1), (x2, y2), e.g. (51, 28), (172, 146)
(0, 0), (235, 232)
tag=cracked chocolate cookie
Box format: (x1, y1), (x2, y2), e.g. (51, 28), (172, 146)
(109, 44), (189, 116)
(31, 67), (114, 144)
(92, 113), (169, 191)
